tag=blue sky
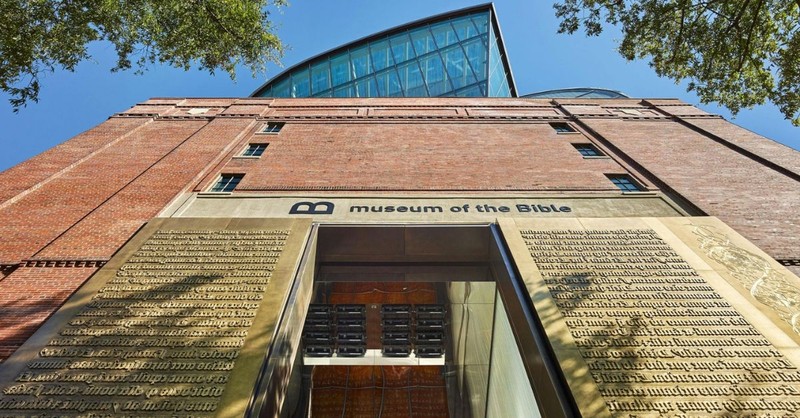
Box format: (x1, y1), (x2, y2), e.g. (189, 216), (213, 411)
(1, 0), (798, 172)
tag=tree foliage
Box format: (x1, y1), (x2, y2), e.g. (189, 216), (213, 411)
(0, 0), (286, 110)
(554, 0), (800, 125)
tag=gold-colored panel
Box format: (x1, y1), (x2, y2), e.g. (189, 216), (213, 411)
(0, 218), (311, 417)
(500, 217), (800, 417)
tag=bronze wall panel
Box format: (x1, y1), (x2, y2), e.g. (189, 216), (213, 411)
(0, 218), (311, 417)
(500, 217), (800, 417)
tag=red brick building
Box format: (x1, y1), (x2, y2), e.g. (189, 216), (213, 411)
(1, 96), (799, 416)
(3, 5), (800, 416)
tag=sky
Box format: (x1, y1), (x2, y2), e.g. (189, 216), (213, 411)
(1, 0), (798, 172)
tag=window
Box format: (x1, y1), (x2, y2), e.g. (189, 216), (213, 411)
(210, 174), (243, 192)
(550, 122), (576, 133)
(607, 175), (642, 192)
(242, 143), (268, 157)
(573, 143), (603, 157)
(263, 122), (284, 134)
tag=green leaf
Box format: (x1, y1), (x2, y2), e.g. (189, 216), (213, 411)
(0, 0), (287, 110)
(553, 0), (800, 125)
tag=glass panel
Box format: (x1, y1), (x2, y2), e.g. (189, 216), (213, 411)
(397, 61), (426, 96)
(486, 290), (541, 418)
(244, 144), (267, 157)
(575, 144), (600, 156)
(455, 84), (483, 97)
(375, 69), (403, 97)
(258, 10), (501, 98)
(472, 13), (489, 34)
(462, 38), (487, 81)
(489, 66), (505, 97)
(430, 22), (458, 48)
(452, 16), (480, 41)
(333, 84), (354, 97)
(494, 76), (511, 97)
(272, 77), (291, 98)
(447, 282), (495, 418)
(291, 68), (310, 97)
(350, 46), (371, 79)
(488, 28), (502, 75)
(330, 53), (351, 87)
(551, 123), (575, 133)
(370, 40), (393, 72)
(487, 27), (500, 94)
(442, 45), (476, 90)
(211, 174), (242, 192)
(355, 77), (379, 97)
(311, 62), (331, 94)
(410, 27), (436, 55)
(389, 33), (415, 64)
(263, 122), (283, 133)
(420, 54), (450, 96)
(609, 176), (640, 191)
(487, 28), (510, 97)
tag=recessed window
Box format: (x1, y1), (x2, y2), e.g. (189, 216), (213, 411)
(573, 143), (603, 157)
(607, 175), (642, 192)
(242, 143), (268, 157)
(263, 122), (284, 134)
(550, 122), (576, 133)
(210, 174), (243, 192)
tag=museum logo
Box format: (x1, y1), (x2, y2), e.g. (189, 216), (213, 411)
(289, 201), (335, 215)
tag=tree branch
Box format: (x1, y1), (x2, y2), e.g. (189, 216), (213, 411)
(668, 5), (687, 66)
(199, 0), (244, 43)
(737, 0), (766, 74)
(724, 0), (751, 37)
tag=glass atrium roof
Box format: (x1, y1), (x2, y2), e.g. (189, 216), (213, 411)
(522, 87), (629, 99)
(251, 4), (516, 98)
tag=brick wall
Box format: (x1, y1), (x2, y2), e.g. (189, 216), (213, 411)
(0, 120), (207, 264)
(1, 97), (799, 362)
(0, 266), (97, 361)
(35, 118), (256, 260)
(582, 118), (800, 260)
(0, 118), (150, 204)
(221, 121), (628, 192)
(661, 111), (800, 176)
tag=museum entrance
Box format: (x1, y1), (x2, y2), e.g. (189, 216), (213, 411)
(303, 279), (493, 417)
(249, 224), (574, 418)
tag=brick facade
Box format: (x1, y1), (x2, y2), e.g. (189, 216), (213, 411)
(582, 118), (800, 259)
(0, 97), (798, 361)
(0, 266), (98, 359)
(224, 121), (627, 192)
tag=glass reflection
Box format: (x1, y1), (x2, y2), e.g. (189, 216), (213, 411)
(411, 28), (437, 55)
(330, 53), (350, 87)
(254, 10), (512, 98)
(370, 40), (393, 72)
(311, 62), (331, 94)
(292, 69), (310, 97)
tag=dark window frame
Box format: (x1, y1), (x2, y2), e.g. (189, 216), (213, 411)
(242, 143), (269, 157)
(607, 174), (643, 192)
(210, 174), (244, 193)
(572, 143), (603, 157)
(262, 122), (285, 134)
(549, 122), (576, 134)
